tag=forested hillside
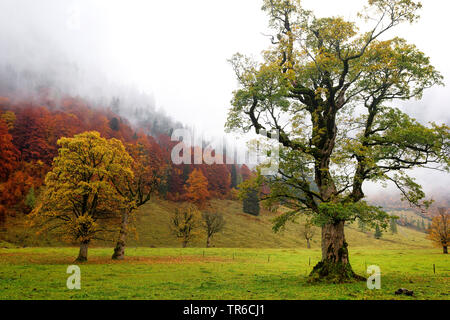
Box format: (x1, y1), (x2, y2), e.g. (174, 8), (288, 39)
(0, 93), (247, 230)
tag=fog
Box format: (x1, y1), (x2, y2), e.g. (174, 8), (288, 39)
(0, 0), (448, 197)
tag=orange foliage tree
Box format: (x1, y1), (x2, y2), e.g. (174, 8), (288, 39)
(185, 168), (210, 209)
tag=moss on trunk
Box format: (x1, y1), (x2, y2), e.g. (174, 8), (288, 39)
(309, 221), (365, 283)
(309, 260), (365, 283)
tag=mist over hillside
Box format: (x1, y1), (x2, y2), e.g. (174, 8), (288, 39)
(0, 0), (448, 198)
(368, 187), (450, 217)
(0, 0), (186, 137)
(0, 54), (185, 137)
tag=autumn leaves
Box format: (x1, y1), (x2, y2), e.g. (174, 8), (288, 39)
(30, 132), (135, 262)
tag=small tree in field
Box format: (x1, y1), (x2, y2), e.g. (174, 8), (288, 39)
(243, 188), (261, 216)
(185, 169), (210, 209)
(358, 219), (367, 233)
(30, 131), (133, 262)
(427, 208), (449, 254)
(300, 220), (316, 249)
(374, 225), (383, 239)
(202, 211), (226, 248)
(226, 0), (449, 282)
(238, 173), (262, 216)
(170, 204), (202, 248)
(390, 217), (398, 234)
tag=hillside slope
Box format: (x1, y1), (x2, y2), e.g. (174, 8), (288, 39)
(1, 199), (432, 249)
(128, 199), (432, 249)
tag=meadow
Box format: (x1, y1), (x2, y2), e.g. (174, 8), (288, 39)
(0, 247), (448, 300)
(1, 200), (448, 300)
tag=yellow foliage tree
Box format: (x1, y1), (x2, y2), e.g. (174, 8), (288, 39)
(427, 208), (449, 254)
(30, 131), (134, 262)
(0, 111), (16, 130)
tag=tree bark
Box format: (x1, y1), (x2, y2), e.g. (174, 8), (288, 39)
(309, 221), (365, 283)
(444, 246), (448, 254)
(76, 240), (89, 262)
(112, 210), (129, 260)
(306, 238), (311, 249)
(206, 235), (211, 248)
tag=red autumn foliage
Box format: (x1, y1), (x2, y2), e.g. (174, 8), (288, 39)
(201, 164), (231, 199)
(0, 119), (20, 181)
(240, 164), (252, 181)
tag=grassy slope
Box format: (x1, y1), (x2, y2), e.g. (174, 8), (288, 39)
(1, 199), (432, 249)
(129, 198), (432, 249)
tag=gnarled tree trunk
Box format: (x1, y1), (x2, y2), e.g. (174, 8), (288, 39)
(76, 240), (89, 262)
(444, 245), (448, 254)
(112, 210), (129, 260)
(206, 235), (211, 248)
(309, 221), (365, 283)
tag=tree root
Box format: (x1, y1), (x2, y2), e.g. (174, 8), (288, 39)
(308, 261), (366, 284)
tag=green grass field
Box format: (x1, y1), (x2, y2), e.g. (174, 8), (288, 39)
(0, 199), (448, 300)
(0, 247), (448, 300)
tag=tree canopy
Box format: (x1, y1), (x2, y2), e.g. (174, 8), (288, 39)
(31, 131), (134, 261)
(226, 0), (449, 282)
(185, 168), (210, 209)
(170, 204), (203, 248)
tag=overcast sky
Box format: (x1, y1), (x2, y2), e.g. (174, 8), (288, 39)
(0, 0), (448, 195)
